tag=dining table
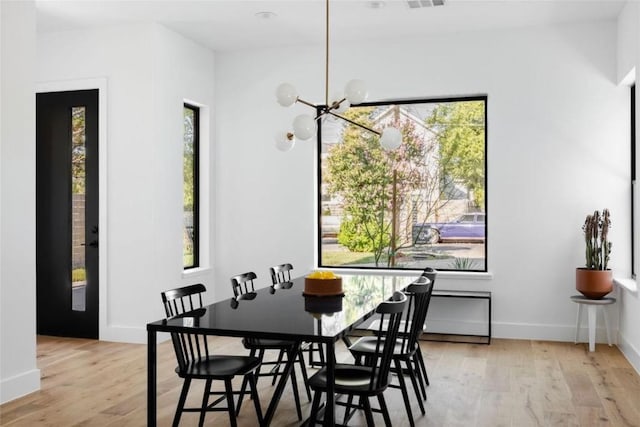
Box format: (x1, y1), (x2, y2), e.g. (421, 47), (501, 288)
(147, 272), (418, 426)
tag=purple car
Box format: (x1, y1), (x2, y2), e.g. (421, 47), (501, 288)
(413, 213), (485, 244)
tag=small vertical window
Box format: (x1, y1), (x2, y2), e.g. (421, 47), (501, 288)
(183, 104), (199, 269)
(632, 84), (636, 277)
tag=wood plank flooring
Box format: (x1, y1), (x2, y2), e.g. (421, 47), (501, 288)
(1, 336), (639, 426)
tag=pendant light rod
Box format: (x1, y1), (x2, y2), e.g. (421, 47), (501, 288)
(325, 0), (330, 107)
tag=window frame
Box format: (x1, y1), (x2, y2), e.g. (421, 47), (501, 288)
(316, 95), (488, 273)
(631, 84), (636, 278)
(183, 103), (200, 270)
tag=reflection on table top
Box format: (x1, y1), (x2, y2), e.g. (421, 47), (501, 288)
(148, 273), (419, 342)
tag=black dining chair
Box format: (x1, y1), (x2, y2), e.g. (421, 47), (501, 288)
(161, 283), (206, 317)
(415, 267), (437, 391)
(161, 284), (263, 427)
(307, 291), (408, 426)
(270, 264), (323, 376)
(269, 263), (294, 288)
(352, 267), (437, 397)
(231, 271), (309, 420)
(347, 278), (434, 426)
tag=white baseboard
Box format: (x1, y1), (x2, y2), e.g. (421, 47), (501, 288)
(100, 325), (170, 344)
(428, 319), (618, 344)
(617, 333), (640, 375)
(0, 369), (40, 405)
(99, 319), (625, 353)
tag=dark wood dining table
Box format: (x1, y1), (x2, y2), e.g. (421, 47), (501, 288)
(147, 273), (416, 426)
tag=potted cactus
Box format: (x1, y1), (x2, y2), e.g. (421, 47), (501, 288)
(576, 209), (613, 299)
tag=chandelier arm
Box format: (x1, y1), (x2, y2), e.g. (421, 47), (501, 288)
(314, 109), (330, 121)
(296, 98), (317, 108)
(328, 111), (381, 136)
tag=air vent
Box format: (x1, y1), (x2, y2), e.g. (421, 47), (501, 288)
(407, 0), (445, 8)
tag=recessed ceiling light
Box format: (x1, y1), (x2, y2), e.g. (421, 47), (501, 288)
(255, 11), (277, 20)
(367, 1), (386, 9)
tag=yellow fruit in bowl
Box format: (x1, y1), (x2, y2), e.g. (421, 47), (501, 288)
(307, 270), (339, 280)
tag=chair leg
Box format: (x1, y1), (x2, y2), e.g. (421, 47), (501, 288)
(343, 394), (356, 425)
(297, 348), (312, 401)
(377, 393), (393, 427)
(406, 358), (425, 415)
(271, 349), (286, 385)
(173, 378), (191, 427)
(236, 348), (260, 416)
(416, 346), (429, 387)
(224, 379), (238, 427)
(309, 390), (323, 426)
(198, 378), (212, 427)
(362, 397), (375, 427)
(307, 341), (325, 367)
(255, 349), (266, 383)
(394, 359), (415, 427)
(248, 373), (264, 426)
(413, 352), (427, 401)
(290, 362), (303, 420)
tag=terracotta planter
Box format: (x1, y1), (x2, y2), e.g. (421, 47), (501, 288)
(576, 268), (613, 299)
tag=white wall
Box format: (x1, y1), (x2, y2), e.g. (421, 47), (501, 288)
(617, 1), (638, 84)
(215, 21), (630, 341)
(37, 24), (215, 343)
(617, 1), (640, 373)
(0, 0), (40, 403)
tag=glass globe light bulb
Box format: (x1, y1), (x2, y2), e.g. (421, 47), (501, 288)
(275, 131), (295, 152)
(344, 79), (368, 105)
(276, 83), (298, 107)
(292, 114), (317, 140)
(380, 127), (402, 151)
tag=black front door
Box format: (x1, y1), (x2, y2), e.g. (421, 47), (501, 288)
(36, 89), (99, 339)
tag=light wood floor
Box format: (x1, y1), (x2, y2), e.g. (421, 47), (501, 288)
(1, 336), (640, 426)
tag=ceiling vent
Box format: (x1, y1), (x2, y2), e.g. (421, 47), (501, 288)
(407, 0), (445, 8)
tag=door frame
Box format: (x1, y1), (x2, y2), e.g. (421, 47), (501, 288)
(37, 78), (108, 340)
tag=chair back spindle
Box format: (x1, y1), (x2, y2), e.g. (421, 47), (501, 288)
(397, 280), (433, 355)
(161, 283), (206, 317)
(369, 291), (407, 390)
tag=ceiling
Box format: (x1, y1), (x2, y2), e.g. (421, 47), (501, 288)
(36, 0), (626, 52)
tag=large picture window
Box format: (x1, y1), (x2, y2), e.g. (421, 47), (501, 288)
(183, 104), (199, 269)
(318, 96), (487, 272)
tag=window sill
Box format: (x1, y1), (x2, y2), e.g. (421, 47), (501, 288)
(614, 277), (638, 293)
(318, 267), (493, 281)
(182, 267), (212, 279)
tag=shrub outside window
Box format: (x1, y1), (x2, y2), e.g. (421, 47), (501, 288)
(318, 96), (487, 272)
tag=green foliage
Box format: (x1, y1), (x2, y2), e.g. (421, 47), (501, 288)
(320, 250), (378, 266)
(426, 101), (485, 208)
(71, 107), (86, 195)
(72, 268), (86, 282)
(338, 217), (390, 252)
(183, 108), (195, 211)
(582, 209), (612, 270)
(448, 257), (477, 270)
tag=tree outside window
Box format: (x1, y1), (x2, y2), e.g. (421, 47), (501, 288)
(319, 96), (487, 272)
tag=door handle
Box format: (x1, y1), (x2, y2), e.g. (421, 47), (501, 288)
(81, 240), (99, 248)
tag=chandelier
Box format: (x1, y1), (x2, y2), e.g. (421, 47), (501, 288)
(274, 0), (402, 152)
